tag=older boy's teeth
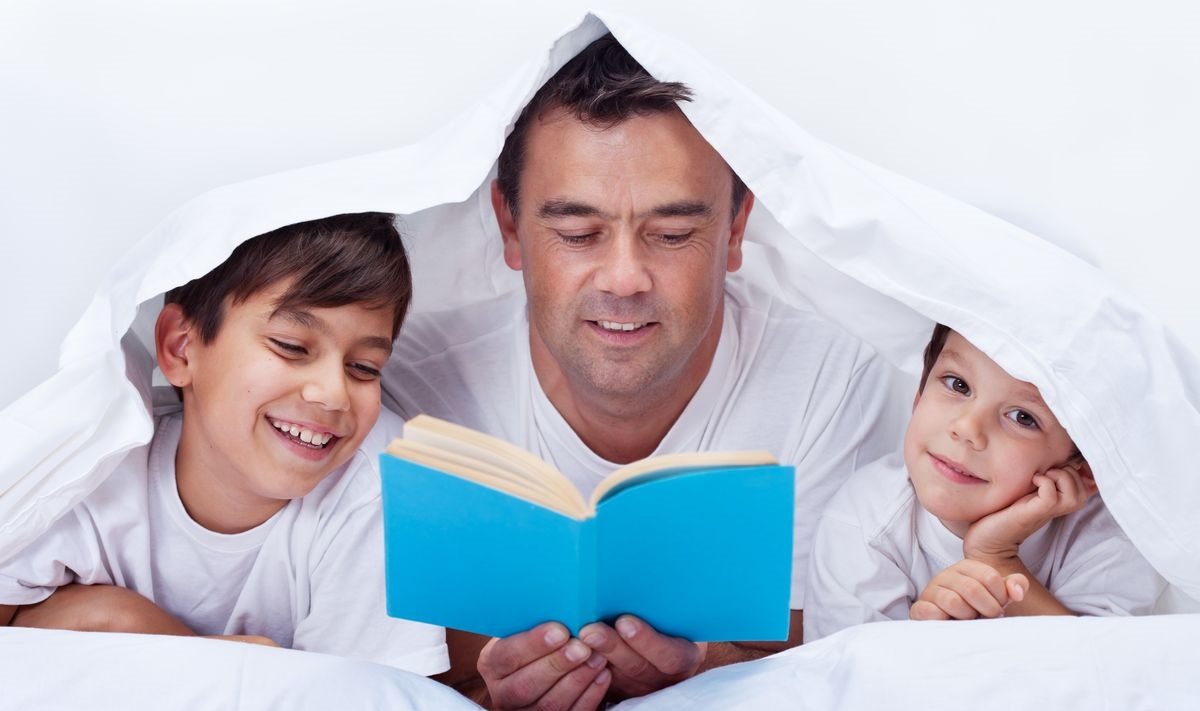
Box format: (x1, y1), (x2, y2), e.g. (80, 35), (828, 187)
(598, 320), (646, 332)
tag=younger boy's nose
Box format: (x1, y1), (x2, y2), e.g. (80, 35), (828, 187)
(949, 411), (987, 450)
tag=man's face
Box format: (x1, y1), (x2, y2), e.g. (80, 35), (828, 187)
(170, 280), (393, 523)
(496, 107), (750, 402)
(904, 332), (1078, 531)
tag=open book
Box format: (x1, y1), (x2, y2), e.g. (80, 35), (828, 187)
(380, 415), (795, 641)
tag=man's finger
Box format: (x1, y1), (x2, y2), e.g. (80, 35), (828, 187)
(568, 667), (611, 711)
(478, 622), (571, 680)
(488, 638), (594, 708)
(520, 651), (607, 711)
(612, 615), (704, 678)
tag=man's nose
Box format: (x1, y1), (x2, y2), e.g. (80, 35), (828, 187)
(949, 408), (987, 450)
(593, 232), (652, 297)
(301, 358), (351, 412)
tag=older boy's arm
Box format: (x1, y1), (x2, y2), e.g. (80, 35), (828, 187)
(9, 583), (195, 635)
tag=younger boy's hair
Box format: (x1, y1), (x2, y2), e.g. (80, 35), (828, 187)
(917, 323), (953, 393)
(496, 32), (748, 219)
(165, 212), (412, 342)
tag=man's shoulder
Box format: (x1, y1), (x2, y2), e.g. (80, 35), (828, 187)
(824, 453), (916, 536)
(394, 290), (526, 363)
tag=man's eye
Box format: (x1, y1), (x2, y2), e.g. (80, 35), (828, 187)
(558, 232), (598, 246)
(940, 375), (970, 395)
(654, 232), (693, 245)
(269, 338), (306, 356)
(1005, 409), (1040, 429)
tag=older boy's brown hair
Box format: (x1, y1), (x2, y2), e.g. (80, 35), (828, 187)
(165, 212), (412, 342)
(496, 32), (748, 219)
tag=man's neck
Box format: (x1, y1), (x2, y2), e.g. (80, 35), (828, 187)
(529, 316), (723, 465)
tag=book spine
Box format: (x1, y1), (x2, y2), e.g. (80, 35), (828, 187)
(576, 516), (598, 634)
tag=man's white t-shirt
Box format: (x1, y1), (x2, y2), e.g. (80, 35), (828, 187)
(384, 280), (909, 606)
(803, 453), (1167, 642)
(0, 410), (449, 675)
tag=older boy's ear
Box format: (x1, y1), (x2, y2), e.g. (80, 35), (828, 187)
(155, 303), (193, 388)
(490, 180), (522, 271)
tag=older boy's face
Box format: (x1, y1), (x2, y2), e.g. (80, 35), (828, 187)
(904, 332), (1077, 530)
(498, 108), (748, 401)
(175, 280), (393, 526)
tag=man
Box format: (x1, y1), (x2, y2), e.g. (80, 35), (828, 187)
(384, 34), (906, 709)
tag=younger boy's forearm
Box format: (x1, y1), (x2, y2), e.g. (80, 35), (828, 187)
(973, 555), (1073, 617)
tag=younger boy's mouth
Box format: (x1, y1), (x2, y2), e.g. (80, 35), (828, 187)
(930, 453), (986, 484)
(268, 418), (339, 450)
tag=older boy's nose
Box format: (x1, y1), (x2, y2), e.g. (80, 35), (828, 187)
(301, 361), (351, 412)
(593, 233), (652, 297)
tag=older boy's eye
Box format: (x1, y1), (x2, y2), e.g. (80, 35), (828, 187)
(269, 338), (306, 356)
(348, 363), (382, 380)
(1005, 409), (1040, 429)
(939, 375), (970, 395)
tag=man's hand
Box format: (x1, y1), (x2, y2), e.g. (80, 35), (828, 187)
(476, 622), (611, 710)
(910, 559), (1028, 620)
(964, 460), (1098, 563)
(577, 615), (706, 701)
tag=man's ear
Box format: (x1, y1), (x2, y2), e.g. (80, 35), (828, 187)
(726, 190), (754, 273)
(491, 180), (523, 271)
(155, 303), (194, 388)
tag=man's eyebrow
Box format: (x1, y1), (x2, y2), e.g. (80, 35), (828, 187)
(538, 199), (606, 219)
(645, 200), (712, 219)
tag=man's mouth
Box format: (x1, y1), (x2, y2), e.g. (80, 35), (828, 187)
(591, 320), (653, 333)
(269, 418), (338, 449)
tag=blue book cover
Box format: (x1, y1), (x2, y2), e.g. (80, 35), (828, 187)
(380, 416), (794, 642)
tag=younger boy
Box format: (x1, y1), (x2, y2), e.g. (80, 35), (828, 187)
(0, 213), (448, 675)
(804, 324), (1163, 641)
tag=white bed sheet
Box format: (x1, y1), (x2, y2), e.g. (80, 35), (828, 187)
(0, 627), (478, 710)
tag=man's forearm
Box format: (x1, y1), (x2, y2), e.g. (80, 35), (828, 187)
(0, 604), (16, 627)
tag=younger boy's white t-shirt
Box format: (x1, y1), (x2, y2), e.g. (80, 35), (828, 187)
(0, 410), (448, 675)
(804, 453), (1166, 642)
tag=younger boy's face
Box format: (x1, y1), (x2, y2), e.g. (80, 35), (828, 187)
(904, 331), (1076, 532)
(169, 280), (394, 530)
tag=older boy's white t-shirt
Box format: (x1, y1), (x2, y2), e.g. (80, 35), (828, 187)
(384, 280), (910, 607)
(804, 452), (1166, 642)
(0, 410), (448, 675)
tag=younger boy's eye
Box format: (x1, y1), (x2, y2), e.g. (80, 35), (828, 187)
(939, 375), (970, 395)
(269, 338), (307, 356)
(1005, 409), (1040, 429)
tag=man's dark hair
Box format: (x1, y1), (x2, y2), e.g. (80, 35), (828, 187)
(165, 212), (412, 342)
(917, 323), (953, 393)
(496, 33), (748, 219)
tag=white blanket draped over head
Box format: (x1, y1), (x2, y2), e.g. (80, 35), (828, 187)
(1, 10), (1197, 613)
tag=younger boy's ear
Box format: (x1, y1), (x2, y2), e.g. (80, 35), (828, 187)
(155, 303), (193, 388)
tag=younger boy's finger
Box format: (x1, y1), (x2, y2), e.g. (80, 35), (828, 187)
(910, 600), (950, 621)
(1004, 574), (1029, 604)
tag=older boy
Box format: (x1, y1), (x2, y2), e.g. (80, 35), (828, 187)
(804, 324), (1164, 641)
(0, 213), (448, 674)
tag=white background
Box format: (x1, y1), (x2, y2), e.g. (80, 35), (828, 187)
(2, 0), (1198, 409)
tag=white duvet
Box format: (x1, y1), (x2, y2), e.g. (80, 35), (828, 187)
(1, 9), (1197, 710)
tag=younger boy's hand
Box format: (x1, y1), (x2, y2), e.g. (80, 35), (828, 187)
(910, 559), (1028, 621)
(963, 460), (1098, 563)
